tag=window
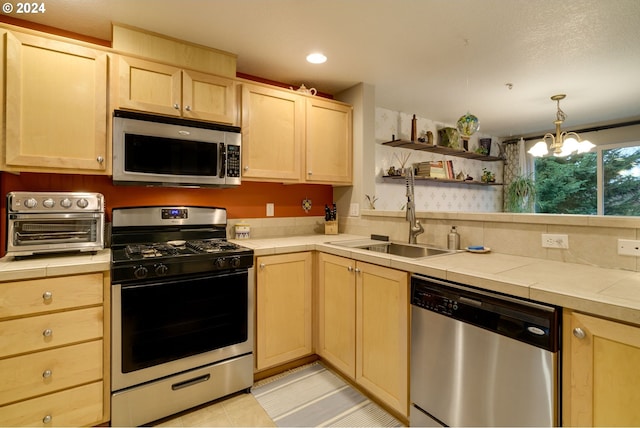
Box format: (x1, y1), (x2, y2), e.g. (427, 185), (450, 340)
(533, 142), (640, 216)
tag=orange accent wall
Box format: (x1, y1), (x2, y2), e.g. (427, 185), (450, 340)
(0, 172), (334, 256)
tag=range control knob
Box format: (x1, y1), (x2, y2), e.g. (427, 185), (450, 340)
(42, 198), (55, 208)
(23, 198), (38, 208)
(60, 198), (72, 208)
(76, 198), (89, 209)
(229, 257), (241, 268)
(155, 264), (169, 276)
(215, 258), (227, 269)
(133, 266), (148, 279)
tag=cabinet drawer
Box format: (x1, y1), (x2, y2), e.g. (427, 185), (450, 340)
(0, 273), (103, 319)
(0, 307), (103, 358)
(0, 340), (103, 405)
(0, 381), (103, 427)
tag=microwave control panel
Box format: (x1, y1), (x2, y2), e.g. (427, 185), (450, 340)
(226, 145), (241, 177)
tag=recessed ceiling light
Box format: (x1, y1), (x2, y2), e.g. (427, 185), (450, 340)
(306, 53), (327, 64)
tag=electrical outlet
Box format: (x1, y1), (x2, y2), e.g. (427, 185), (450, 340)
(266, 203), (274, 217)
(349, 203), (360, 217)
(541, 233), (569, 249)
(618, 239), (640, 256)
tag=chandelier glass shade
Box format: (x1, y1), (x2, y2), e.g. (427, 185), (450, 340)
(528, 94), (595, 157)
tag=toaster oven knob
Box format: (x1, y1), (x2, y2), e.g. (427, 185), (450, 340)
(60, 198), (72, 208)
(133, 265), (148, 279)
(77, 198), (89, 209)
(23, 198), (37, 208)
(155, 264), (169, 276)
(43, 198), (55, 208)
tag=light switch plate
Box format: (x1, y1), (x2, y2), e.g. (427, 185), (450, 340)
(349, 203), (359, 216)
(266, 203), (274, 217)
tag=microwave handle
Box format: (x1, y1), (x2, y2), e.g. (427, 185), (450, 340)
(219, 143), (226, 178)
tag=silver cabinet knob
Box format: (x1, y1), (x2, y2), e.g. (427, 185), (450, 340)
(347, 266), (353, 272)
(43, 328), (53, 337)
(42, 415), (52, 424)
(42, 291), (53, 301)
(97, 156), (104, 164)
(573, 327), (586, 339)
(243, 166), (249, 171)
(308, 171), (313, 175)
(185, 105), (192, 111)
(259, 263), (265, 269)
(173, 103), (180, 110)
(42, 369), (52, 378)
(354, 268), (361, 274)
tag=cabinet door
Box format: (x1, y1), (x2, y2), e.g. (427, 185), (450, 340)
(4, 32), (108, 173)
(317, 253), (356, 378)
(183, 70), (236, 124)
(305, 97), (352, 184)
(241, 84), (304, 182)
(564, 311), (640, 426)
(118, 56), (182, 116)
(256, 252), (313, 370)
(356, 261), (409, 417)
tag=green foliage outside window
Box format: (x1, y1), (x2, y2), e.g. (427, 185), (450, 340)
(533, 145), (640, 216)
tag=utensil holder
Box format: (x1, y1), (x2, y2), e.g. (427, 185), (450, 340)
(324, 219), (338, 235)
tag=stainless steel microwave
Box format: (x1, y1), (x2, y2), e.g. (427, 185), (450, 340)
(112, 110), (242, 188)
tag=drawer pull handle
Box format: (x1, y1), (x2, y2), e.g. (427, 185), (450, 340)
(43, 329), (53, 337)
(42, 369), (52, 378)
(171, 374), (210, 390)
(42, 415), (52, 424)
(42, 291), (53, 301)
(573, 327), (586, 339)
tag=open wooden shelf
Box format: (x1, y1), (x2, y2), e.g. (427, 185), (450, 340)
(382, 139), (503, 162)
(382, 175), (502, 186)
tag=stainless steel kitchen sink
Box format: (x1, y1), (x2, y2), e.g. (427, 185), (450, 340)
(329, 240), (454, 259)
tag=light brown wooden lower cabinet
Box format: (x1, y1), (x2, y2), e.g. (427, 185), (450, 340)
(563, 310), (640, 426)
(318, 253), (409, 417)
(0, 272), (109, 427)
(255, 252), (313, 370)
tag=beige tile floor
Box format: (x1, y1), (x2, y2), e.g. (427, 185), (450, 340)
(153, 392), (276, 427)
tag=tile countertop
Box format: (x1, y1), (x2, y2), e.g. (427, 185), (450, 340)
(234, 234), (640, 326)
(0, 249), (111, 282)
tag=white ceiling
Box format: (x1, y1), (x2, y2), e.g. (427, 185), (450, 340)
(11, 0), (640, 138)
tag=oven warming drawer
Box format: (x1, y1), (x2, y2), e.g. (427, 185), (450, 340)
(111, 353), (253, 427)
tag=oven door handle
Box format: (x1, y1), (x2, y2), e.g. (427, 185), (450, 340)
(9, 212), (103, 220)
(171, 374), (211, 391)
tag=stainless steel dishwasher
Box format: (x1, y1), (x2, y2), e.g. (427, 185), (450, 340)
(410, 274), (560, 427)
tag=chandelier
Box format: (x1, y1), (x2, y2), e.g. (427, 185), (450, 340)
(528, 94), (595, 157)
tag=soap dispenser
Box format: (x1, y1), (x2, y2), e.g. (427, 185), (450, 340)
(447, 226), (460, 250)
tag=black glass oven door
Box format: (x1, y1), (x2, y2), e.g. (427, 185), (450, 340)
(120, 271), (248, 373)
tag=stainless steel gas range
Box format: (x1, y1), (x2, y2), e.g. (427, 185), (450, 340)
(109, 206), (254, 427)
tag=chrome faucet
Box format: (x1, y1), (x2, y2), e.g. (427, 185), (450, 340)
(406, 167), (424, 244)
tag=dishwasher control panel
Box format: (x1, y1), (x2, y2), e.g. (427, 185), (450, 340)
(411, 287), (458, 315)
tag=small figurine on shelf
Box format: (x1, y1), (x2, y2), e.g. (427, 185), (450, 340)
(481, 168), (496, 183)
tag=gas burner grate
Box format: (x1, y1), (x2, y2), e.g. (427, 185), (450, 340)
(186, 240), (239, 253)
(125, 244), (181, 259)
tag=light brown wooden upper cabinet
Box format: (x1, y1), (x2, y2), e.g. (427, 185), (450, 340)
(305, 97), (353, 184)
(240, 82), (353, 184)
(118, 56), (236, 124)
(1, 31), (109, 174)
(241, 83), (304, 182)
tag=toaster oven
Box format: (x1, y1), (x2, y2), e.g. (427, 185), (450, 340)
(6, 192), (105, 257)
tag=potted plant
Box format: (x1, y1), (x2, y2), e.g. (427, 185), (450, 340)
(505, 175), (536, 212)
(481, 168), (495, 183)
